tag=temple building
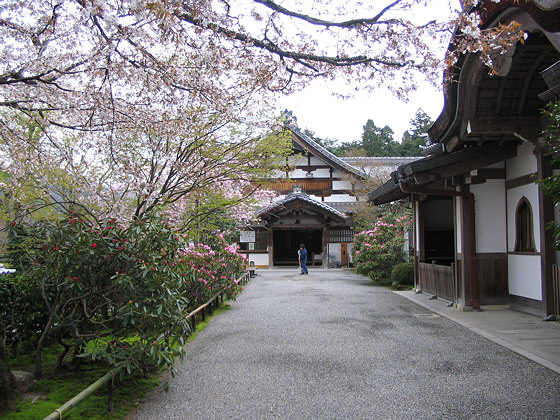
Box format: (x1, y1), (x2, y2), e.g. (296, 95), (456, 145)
(239, 118), (418, 269)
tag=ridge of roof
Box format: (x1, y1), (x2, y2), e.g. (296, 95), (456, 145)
(286, 121), (367, 178)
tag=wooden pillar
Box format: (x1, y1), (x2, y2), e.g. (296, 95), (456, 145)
(322, 224), (328, 269)
(268, 228), (274, 268)
(536, 146), (555, 317)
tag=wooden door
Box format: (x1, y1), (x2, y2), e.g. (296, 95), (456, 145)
(341, 242), (348, 267)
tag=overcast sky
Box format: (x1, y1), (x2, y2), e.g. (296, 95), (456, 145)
(278, 78), (445, 144)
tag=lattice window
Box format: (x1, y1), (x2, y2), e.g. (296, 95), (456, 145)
(328, 228), (355, 243)
(514, 197), (536, 252)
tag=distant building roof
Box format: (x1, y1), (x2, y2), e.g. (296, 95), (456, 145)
(285, 119), (367, 179)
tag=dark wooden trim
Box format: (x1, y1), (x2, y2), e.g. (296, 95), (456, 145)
(289, 176), (344, 181)
(509, 294), (545, 318)
(268, 228), (274, 267)
(505, 173), (537, 189)
(471, 168), (506, 184)
(537, 148), (555, 316)
(295, 165), (332, 171)
(508, 251), (541, 256)
(475, 252), (509, 305)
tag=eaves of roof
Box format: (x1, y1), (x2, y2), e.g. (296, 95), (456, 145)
(368, 142), (518, 205)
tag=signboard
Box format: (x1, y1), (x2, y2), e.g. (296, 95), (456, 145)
(239, 230), (256, 243)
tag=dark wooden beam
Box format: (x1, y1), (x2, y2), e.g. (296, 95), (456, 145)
(466, 116), (541, 141)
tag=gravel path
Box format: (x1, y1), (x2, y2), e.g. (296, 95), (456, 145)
(132, 269), (560, 419)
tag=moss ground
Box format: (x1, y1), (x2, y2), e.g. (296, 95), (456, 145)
(2, 303), (231, 419)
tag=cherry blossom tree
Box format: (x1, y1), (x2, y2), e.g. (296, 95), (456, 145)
(0, 1), (523, 222)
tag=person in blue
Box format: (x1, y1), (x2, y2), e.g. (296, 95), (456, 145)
(298, 243), (308, 275)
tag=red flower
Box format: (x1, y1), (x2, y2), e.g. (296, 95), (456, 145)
(91, 243), (97, 248)
(119, 246), (124, 250)
(54, 246), (59, 251)
(73, 277), (78, 282)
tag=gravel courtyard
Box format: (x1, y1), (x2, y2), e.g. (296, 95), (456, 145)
(132, 269), (560, 420)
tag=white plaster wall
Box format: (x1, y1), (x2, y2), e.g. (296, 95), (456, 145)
(309, 156), (325, 165)
(506, 142), (536, 180)
(508, 254), (542, 300)
(415, 203), (421, 253)
(506, 183), (540, 252)
(323, 194), (355, 202)
(311, 168), (332, 178)
(472, 180), (507, 253)
(242, 253), (269, 267)
(455, 196), (462, 254)
(290, 168), (309, 178)
(348, 243), (353, 263)
(332, 180), (352, 189)
(327, 243), (342, 265)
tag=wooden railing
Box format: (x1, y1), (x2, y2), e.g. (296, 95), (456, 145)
(418, 262), (455, 302)
(265, 179), (332, 192)
(44, 271), (251, 419)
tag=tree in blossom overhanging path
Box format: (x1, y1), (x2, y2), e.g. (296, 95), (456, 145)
(0, 1), (525, 224)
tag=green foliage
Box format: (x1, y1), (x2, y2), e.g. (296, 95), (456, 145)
(399, 109), (433, 157)
(20, 207), (246, 378)
(0, 273), (48, 356)
(361, 119), (399, 156)
(390, 262), (415, 286)
(353, 211), (412, 282)
(308, 109), (434, 158)
(538, 101), (560, 248)
(5, 223), (45, 272)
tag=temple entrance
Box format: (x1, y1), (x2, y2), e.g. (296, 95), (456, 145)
(273, 229), (322, 266)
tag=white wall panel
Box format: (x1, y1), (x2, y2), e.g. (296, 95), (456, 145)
(508, 254), (542, 300)
(472, 180), (507, 253)
(455, 196), (462, 253)
(506, 142), (536, 180)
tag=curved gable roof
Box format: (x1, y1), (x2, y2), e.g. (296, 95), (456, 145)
(258, 188), (347, 223)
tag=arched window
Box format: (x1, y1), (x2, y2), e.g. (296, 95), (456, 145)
(514, 197), (536, 252)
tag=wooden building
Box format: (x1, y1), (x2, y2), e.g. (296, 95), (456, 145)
(239, 120), (418, 269)
(369, 1), (560, 318)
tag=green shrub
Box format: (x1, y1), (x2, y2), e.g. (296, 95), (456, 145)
(390, 262), (414, 286)
(353, 211), (412, 281)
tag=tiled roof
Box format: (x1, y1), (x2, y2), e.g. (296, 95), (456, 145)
(286, 122), (367, 178)
(258, 187), (347, 220)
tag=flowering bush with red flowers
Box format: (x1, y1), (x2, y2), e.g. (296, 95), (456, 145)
(20, 208), (246, 378)
(174, 237), (247, 308)
(352, 211), (412, 283)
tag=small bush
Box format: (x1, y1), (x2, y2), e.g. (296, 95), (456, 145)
(390, 262), (414, 286)
(353, 211), (412, 281)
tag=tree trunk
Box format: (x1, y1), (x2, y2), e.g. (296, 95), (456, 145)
(34, 312), (56, 379)
(0, 341), (16, 412)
